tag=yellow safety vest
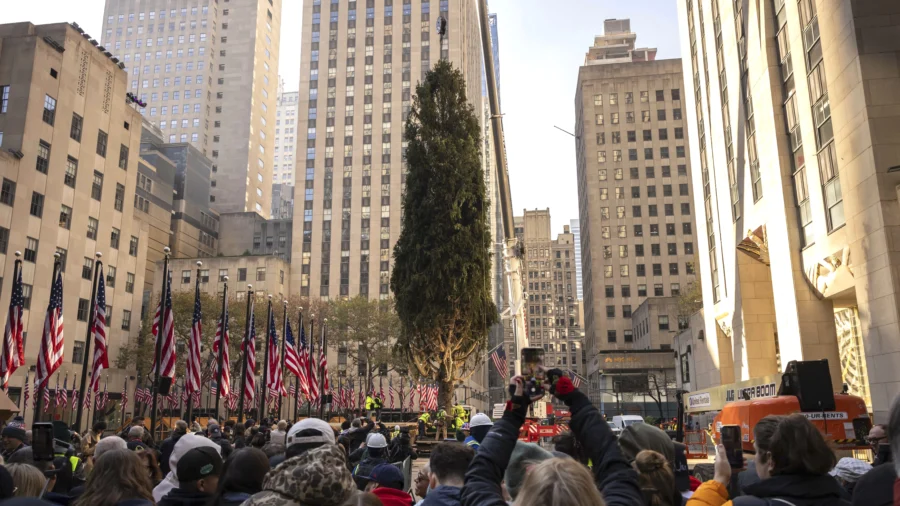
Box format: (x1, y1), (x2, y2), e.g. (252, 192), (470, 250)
(418, 413), (430, 423)
(365, 396), (376, 410)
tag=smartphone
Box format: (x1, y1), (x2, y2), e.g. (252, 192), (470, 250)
(720, 425), (743, 469)
(32, 422), (54, 462)
(521, 347), (545, 397)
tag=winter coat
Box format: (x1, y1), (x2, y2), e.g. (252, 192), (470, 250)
(688, 473), (852, 506)
(347, 419), (375, 453)
(460, 388), (642, 506)
(421, 485), (463, 506)
(852, 463), (896, 506)
(353, 455), (387, 490)
(157, 488), (213, 506)
(159, 429), (186, 475)
(241, 444), (356, 506)
(389, 433), (418, 463)
(216, 491), (253, 506)
(210, 435), (233, 458)
(372, 487), (415, 506)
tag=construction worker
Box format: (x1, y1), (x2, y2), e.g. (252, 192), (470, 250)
(373, 394), (384, 420)
(417, 411), (431, 441)
(365, 393), (377, 419)
(435, 407), (449, 441)
(464, 413), (493, 451)
(453, 401), (468, 423)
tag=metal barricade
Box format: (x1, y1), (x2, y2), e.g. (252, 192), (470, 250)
(685, 431), (708, 459)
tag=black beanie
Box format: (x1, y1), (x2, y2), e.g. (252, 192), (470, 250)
(1, 419), (26, 443)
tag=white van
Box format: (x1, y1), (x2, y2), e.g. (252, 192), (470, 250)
(612, 415), (645, 431)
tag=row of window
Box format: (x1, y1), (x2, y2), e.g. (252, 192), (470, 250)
(597, 128), (685, 145)
(599, 165), (688, 180)
(602, 262), (697, 278)
(597, 146), (686, 163)
(592, 89), (681, 106)
(108, 6), (210, 24)
(179, 267), (285, 284)
(602, 242), (695, 258)
(595, 108), (683, 126)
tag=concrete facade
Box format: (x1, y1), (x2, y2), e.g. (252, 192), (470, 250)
(677, 0), (900, 420)
(101, 0), (282, 218)
(155, 255), (290, 303)
(217, 212), (293, 261)
(291, 0), (485, 300)
(0, 22), (150, 423)
(575, 22), (699, 407)
(632, 296), (684, 350)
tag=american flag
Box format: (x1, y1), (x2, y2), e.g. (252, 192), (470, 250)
(97, 377), (108, 410)
(186, 277), (202, 395)
(36, 271), (64, 391)
(284, 319), (303, 380)
(58, 374), (68, 409)
(150, 270), (176, 379)
(82, 389), (92, 410)
(69, 374), (78, 410)
(226, 391), (238, 411)
(307, 322), (319, 404)
(379, 376), (384, 404)
(296, 319), (310, 399)
(490, 346), (509, 379)
(22, 372), (29, 411)
(265, 309), (284, 398)
(417, 383), (424, 410)
(121, 378), (128, 415)
(210, 381), (218, 397)
(1, 266), (25, 389)
(427, 385), (438, 411)
(242, 299), (256, 402)
(289, 381), (297, 398)
(347, 377), (355, 410)
(212, 300), (231, 397)
(43, 383), (50, 412)
(388, 377), (395, 409)
(90, 273), (108, 393)
(568, 370), (583, 389)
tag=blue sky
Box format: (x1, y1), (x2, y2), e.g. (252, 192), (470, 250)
(8, 0), (682, 232)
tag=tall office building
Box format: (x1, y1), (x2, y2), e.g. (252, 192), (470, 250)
(519, 210), (584, 379)
(100, 0), (282, 217)
(0, 22), (148, 422)
(575, 20), (698, 398)
(677, 0), (900, 420)
(273, 78), (299, 219)
(291, 0), (484, 299)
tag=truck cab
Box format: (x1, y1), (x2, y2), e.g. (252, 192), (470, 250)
(612, 415), (645, 431)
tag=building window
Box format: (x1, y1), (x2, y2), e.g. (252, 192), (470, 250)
(21, 284), (32, 309)
(82, 257), (94, 280)
(0, 179), (15, 206)
(125, 272), (135, 293)
(91, 171), (104, 200)
(606, 305), (615, 318)
(129, 236), (139, 256)
(257, 267), (266, 281)
(42, 95), (57, 125)
(29, 192), (44, 218)
(70, 113), (83, 141)
(114, 184), (125, 211)
(96, 130), (108, 157)
(199, 269), (210, 283)
(218, 269), (228, 282)
(118, 144), (129, 170)
(36, 141), (51, 174)
(0, 85), (8, 113)
(107, 265), (117, 287)
(122, 310), (132, 330)
(654, 284), (664, 296)
(238, 268), (247, 281)
(607, 330), (617, 343)
(77, 299), (90, 321)
(110, 227), (120, 249)
(0, 227), (7, 254)
(24, 237), (38, 263)
(86, 217), (99, 240)
(59, 205), (72, 229)
(64, 157), (78, 187)
(182, 270), (191, 284)
(624, 330), (634, 343)
(623, 305), (632, 318)
(658, 315), (670, 330)
(72, 341), (85, 364)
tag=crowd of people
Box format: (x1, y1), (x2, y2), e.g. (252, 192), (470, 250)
(0, 367), (895, 506)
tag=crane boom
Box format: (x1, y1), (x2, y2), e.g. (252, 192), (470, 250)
(477, 0), (527, 374)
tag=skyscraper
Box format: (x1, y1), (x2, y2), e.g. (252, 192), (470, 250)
(291, 0), (484, 299)
(273, 78), (299, 219)
(677, 0), (900, 420)
(0, 22), (147, 423)
(570, 219), (583, 300)
(575, 20), (698, 400)
(100, 0), (282, 217)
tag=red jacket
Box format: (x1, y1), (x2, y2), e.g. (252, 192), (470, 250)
(372, 487), (414, 506)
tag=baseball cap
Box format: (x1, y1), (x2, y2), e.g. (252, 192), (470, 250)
(176, 447), (224, 483)
(287, 418), (336, 446)
(470, 413), (493, 427)
(365, 463), (404, 490)
(366, 433), (387, 449)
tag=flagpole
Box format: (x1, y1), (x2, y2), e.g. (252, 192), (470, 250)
(318, 318), (327, 419)
(259, 295), (272, 421)
(237, 284), (252, 423)
(185, 261), (202, 424)
(150, 247), (170, 444)
(121, 377), (128, 427)
(75, 252), (102, 433)
(213, 276), (228, 422)
(69, 374), (77, 427)
(295, 310), (303, 422)
(34, 253), (62, 422)
(307, 314), (314, 418)
(277, 300), (287, 419)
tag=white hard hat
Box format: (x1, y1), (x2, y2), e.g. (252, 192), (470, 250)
(394, 425), (400, 431)
(287, 418), (336, 445)
(367, 433), (388, 449)
(470, 413), (493, 427)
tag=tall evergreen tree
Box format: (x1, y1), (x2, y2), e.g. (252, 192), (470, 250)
(391, 60), (497, 411)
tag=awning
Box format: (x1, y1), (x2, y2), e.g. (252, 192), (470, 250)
(0, 389), (20, 415)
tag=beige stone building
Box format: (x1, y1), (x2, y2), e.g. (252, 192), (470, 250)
(677, 0), (900, 420)
(575, 20), (699, 402)
(291, 0), (484, 300)
(154, 255), (291, 303)
(0, 22), (149, 423)
(101, 0), (282, 217)
(632, 296), (685, 350)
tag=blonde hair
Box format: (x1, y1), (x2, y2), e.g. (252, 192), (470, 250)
(514, 457), (605, 506)
(7, 463), (47, 497)
(633, 450), (676, 506)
